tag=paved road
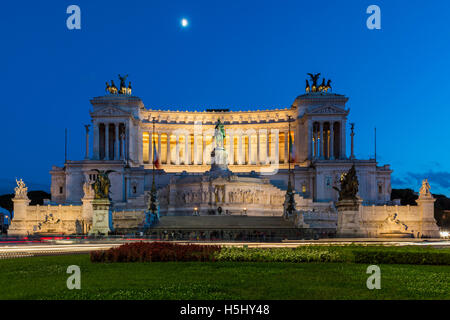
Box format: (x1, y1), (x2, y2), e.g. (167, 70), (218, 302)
(0, 239), (449, 259)
(0, 243), (121, 259)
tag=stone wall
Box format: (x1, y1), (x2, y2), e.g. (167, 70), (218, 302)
(9, 203), (86, 236)
(336, 179), (440, 238)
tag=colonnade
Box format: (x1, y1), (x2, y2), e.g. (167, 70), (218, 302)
(143, 129), (293, 165)
(310, 121), (342, 160)
(93, 122), (127, 160)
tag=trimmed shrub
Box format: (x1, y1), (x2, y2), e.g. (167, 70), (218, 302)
(90, 242), (221, 263)
(90, 243), (450, 265)
(352, 249), (450, 265)
(215, 247), (346, 263)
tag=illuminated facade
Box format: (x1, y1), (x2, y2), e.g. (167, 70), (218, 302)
(50, 90), (392, 209)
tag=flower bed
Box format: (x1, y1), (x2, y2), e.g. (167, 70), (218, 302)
(90, 242), (221, 263)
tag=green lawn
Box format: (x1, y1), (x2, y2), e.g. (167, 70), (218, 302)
(0, 254), (449, 300)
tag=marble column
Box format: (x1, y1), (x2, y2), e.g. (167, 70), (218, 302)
(256, 131), (260, 165)
(274, 129), (279, 164)
(308, 122), (313, 160)
(247, 133), (252, 164)
(93, 123), (99, 160)
(193, 134), (198, 165)
(266, 130), (270, 165)
(202, 134), (207, 165)
(313, 124), (317, 159)
(319, 122), (324, 159)
(120, 132), (125, 160)
(229, 134), (234, 165)
(330, 122), (334, 160)
(238, 133), (243, 165)
(125, 124), (129, 162)
(184, 133), (189, 164)
(105, 123), (110, 160)
(115, 124), (119, 160)
(166, 133), (171, 164)
(175, 134), (180, 165)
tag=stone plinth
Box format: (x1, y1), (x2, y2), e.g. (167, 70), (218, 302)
(336, 199), (366, 237)
(210, 147), (228, 171)
(8, 198), (31, 236)
(416, 197), (440, 238)
(89, 199), (111, 235)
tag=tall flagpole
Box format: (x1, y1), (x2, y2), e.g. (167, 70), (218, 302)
(374, 127), (377, 161)
(65, 128), (68, 163)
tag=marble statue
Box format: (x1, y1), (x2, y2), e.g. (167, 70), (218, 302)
(14, 179), (28, 199)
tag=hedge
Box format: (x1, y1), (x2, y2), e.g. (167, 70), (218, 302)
(90, 243), (450, 265)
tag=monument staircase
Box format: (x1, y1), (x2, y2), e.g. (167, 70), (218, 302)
(151, 215), (307, 240)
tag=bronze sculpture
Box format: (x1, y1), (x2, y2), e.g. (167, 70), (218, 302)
(105, 75), (132, 95)
(318, 78), (326, 92)
(118, 74), (128, 94)
(214, 119), (225, 148)
(127, 81), (132, 95)
(333, 164), (359, 201)
(305, 74), (332, 93)
(307, 73), (321, 92)
(110, 80), (118, 94)
(325, 79), (332, 92)
(92, 169), (115, 199)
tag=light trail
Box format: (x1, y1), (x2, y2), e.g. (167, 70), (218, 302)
(0, 239), (449, 259)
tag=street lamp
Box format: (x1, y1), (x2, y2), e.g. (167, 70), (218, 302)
(193, 207), (199, 216)
(243, 208), (247, 216)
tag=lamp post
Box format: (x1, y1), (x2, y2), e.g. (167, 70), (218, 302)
(194, 207), (199, 216)
(243, 208), (247, 216)
(148, 117), (158, 225)
(284, 115), (297, 219)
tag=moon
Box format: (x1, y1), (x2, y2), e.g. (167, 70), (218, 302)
(181, 18), (188, 27)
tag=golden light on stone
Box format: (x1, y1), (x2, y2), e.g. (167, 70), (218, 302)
(6, 76), (441, 239)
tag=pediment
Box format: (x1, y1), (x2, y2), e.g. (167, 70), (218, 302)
(309, 104), (347, 115)
(90, 105), (131, 118)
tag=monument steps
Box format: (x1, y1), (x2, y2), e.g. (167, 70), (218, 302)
(153, 216), (297, 230)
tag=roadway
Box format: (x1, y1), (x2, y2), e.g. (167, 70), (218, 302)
(0, 238), (449, 259)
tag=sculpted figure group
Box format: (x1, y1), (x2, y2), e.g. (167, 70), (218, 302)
(106, 74), (132, 95)
(92, 170), (114, 200)
(305, 73), (332, 93)
(333, 165), (359, 201)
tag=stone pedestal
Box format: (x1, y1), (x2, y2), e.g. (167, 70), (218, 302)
(336, 199), (365, 237)
(81, 197), (93, 234)
(210, 147), (228, 171)
(8, 198), (31, 236)
(416, 197), (440, 238)
(89, 199), (111, 235)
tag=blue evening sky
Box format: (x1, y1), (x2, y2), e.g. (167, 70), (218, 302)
(0, 0), (449, 195)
